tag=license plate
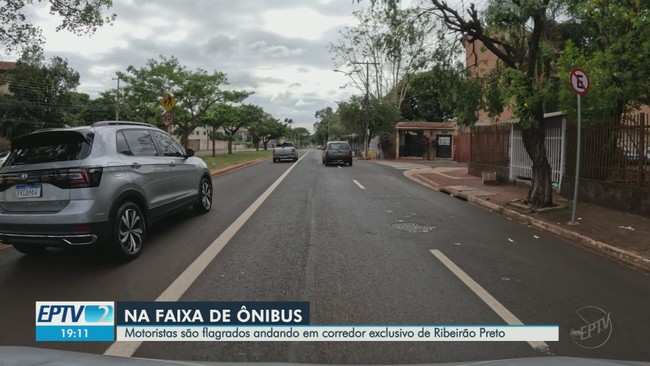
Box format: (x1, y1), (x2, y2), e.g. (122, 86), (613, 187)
(15, 184), (42, 199)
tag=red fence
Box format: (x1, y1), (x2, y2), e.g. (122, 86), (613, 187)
(453, 133), (471, 163)
(470, 125), (510, 166)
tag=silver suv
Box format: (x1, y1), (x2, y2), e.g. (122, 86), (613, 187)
(0, 122), (213, 259)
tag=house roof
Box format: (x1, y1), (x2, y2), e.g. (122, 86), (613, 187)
(0, 61), (16, 71)
(396, 121), (457, 130)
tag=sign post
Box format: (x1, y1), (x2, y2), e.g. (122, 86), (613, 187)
(161, 111), (174, 126)
(160, 93), (177, 132)
(569, 68), (589, 225)
(160, 92), (177, 112)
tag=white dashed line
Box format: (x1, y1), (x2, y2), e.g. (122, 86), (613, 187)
(353, 180), (366, 190)
(103, 152), (310, 357)
(430, 249), (549, 352)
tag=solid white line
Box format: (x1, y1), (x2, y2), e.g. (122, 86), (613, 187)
(430, 249), (549, 352)
(353, 180), (366, 190)
(104, 152), (310, 357)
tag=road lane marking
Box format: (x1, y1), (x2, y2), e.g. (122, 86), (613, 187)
(104, 152), (310, 358)
(430, 249), (549, 352)
(338, 166), (341, 169)
(353, 180), (366, 190)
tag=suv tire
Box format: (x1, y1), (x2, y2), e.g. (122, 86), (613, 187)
(348, 159), (353, 166)
(193, 176), (213, 213)
(112, 201), (146, 259)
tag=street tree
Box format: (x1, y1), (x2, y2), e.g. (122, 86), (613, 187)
(83, 91), (118, 122)
(313, 107), (346, 143)
(258, 115), (287, 150)
(330, 4), (440, 111)
(210, 103), (261, 154)
(367, 0), (564, 207)
(0, 52), (80, 139)
(211, 103), (240, 154)
(338, 95), (399, 147)
(292, 127), (310, 148)
(0, 0), (116, 54)
(557, 0), (650, 122)
(115, 56), (250, 146)
(399, 66), (459, 122)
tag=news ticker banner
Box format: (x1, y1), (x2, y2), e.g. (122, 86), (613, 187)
(36, 301), (558, 342)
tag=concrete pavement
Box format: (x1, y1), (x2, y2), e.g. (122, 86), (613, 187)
(396, 162), (650, 273)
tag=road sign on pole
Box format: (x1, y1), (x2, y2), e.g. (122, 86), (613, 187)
(569, 68), (589, 225)
(570, 68), (589, 95)
(161, 111), (174, 126)
(160, 93), (177, 112)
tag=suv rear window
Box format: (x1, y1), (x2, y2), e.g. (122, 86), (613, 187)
(328, 143), (350, 150)
(6, 131), (93, 165)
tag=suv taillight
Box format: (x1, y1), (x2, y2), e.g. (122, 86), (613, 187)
(62, 168), (103, 188)
(0, 167), (103, 191)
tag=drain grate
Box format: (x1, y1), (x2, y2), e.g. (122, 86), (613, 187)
(391, 223), (435, 233)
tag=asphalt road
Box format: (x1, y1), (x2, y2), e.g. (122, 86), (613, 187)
(0, 149), (648, 363)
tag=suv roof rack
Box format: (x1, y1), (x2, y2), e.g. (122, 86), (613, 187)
(92, 121), (156, 128)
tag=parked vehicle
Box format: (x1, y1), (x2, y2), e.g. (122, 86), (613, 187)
(273, 141), (298, 162)
(322, 141), (353, 166)
(0, 121), (212, 259)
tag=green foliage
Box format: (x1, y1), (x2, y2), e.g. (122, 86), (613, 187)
(291, 127), (310, 147)
(449, 73), (485, 127)
(313, 107), (344, 143)
(557, 0), (650, 121)
(0, 0), (116, 53)
(206, 103), (272, 153)
(0, 54), (81, 138)
(115, 55), (250, 146)
(338, 95), (399, 140)
(399, 67), (456, 122)
(330, 3), (440, 110)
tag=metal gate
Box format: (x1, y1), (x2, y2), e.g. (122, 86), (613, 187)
(510, 118), (566, 188)
(436, 134), (452, 158)
(404, 131), (423, 157)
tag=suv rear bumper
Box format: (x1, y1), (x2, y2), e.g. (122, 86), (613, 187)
(324, 156), (352, 164)
(0, 222), (110, 247)
(273, 153), (298, 159)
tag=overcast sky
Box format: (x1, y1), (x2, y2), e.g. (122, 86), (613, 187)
(3, 0), (394, 132)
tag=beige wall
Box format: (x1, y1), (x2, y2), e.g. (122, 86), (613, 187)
(464, 40), (515, 124)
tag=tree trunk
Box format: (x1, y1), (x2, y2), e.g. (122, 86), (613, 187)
(212, 139), (216, 157)
(182, 131), (189, 148)
(521, 122), (553, 207)
(227, 139), (233, 154)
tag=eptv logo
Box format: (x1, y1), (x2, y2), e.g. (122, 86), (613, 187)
(36, 302), (114, 326)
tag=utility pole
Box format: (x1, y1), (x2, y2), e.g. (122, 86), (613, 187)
(352, 61), (379, 160)
(112, 75), (121, 121)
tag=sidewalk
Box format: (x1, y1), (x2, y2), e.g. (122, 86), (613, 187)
(402, 165), (650, 273)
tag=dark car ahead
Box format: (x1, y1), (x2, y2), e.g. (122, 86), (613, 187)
(322, 141), (352, 166)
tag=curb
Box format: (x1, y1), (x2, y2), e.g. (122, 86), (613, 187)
(403, 170), (441, 191)
(406, 171), (650, 274)
(209, 157), (270, 176)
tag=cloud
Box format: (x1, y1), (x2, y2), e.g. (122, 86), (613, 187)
(19, 0), (372, 133)
(204, 35), (238, 57)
